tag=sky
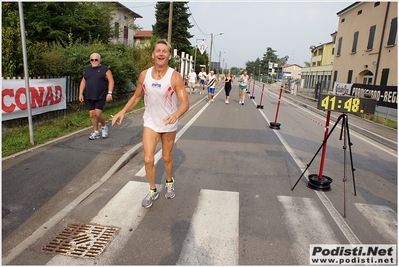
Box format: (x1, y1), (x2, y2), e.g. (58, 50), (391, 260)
(121, 1), (353, 69)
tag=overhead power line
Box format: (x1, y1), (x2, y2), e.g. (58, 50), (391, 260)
(186, 5), (209, 37)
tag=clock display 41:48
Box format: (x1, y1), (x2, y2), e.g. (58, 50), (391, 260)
(320, 95), (361, 113)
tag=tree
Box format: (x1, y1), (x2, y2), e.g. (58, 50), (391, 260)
(193, 49), (208, 73)
(153, 2), (193, 55)
(245, 58), (263, 79)
(261, 47), (279, 74)
(230, 67), (241, 76)
(6, 2), (113, 44)
(2, 2), (114, 77)
(2, 2), (22, 77)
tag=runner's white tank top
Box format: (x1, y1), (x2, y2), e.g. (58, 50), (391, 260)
(239, 74), (249, 86)
(142, 67), (178, 132)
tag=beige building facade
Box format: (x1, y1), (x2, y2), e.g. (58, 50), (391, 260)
(283, 64), (302, 80)
(110, 3), (142, 47)
(332, 2), (397, 87)
(300, 40), (335, 91)
(133, 30), (153, 48)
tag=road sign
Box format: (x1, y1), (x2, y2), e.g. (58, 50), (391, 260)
(198, 41), (207, 55)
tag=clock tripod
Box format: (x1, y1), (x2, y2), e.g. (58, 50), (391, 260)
(291, 113), (356, 217)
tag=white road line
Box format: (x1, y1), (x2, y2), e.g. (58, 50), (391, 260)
(354, 203), (398, 243)
(46, 181), (154, 265)
(254, 101), (362, 245)
(136, 89), (224, 177)
(277, 196), (340, 265)
(177, 189), (239, 265)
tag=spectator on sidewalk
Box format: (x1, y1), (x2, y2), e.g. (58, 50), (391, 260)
(198, 67), (207, 95)
(111, 39), (189, 208)
(79, 52), (114, 140)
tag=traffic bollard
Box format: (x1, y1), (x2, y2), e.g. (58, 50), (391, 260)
(250, 79), (255, 99)
(256, 84), (265, 109)
(269, 86), (283, 129)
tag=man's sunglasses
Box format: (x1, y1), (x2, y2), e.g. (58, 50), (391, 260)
(90, 58), (99, 62)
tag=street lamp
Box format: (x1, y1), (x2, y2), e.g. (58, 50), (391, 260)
(308, 45), (316, 88)
(209, 32), (223, 72)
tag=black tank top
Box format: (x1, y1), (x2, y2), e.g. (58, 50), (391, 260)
(83, 64), (109, 100)
(224, 77), (232, 88)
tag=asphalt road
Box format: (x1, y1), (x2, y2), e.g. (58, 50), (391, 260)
(2, 80), (397, 265)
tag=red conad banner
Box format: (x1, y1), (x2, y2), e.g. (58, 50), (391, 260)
(2, 78), (67, 121)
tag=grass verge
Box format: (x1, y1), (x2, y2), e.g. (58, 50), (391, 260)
(2, 100), (144, 158)
(359, 114), (397, 129)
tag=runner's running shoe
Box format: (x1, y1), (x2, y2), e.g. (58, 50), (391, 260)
(165, 177), (175, 199)
(142, 189), (159, 208)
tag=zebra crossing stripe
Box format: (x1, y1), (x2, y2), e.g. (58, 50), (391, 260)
(354, 203), (397, 243)
(177, 189), (239, 265)
(46, 181), (152, 265)
(277, 196), (340, 265)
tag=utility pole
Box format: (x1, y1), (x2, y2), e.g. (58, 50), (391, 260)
(168, 2), (173, 45)
(208, 32), (223, 72)
(209, 33), (213, 72)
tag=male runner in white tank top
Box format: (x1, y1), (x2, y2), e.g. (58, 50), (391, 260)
(112, 39), (189, 208)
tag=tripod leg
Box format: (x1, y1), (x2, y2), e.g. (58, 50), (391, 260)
(339, 115), (345, 140)
(345, 115), (357, 196)
(291, 144), (324, 191)
(291, 114), (344, 191)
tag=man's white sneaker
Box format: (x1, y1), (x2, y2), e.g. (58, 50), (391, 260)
(101, 125), (108, 138)
(89, 131), (100, 140)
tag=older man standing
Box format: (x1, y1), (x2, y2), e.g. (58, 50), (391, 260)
(79, 53), (114, 140)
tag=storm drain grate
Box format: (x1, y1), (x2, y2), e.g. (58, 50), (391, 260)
(40, 223), (120, 259)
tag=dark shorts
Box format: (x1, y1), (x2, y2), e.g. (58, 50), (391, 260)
(199, 79), (206, 85)
(87, 99), (106, 111)
(225, 85), (232, 96)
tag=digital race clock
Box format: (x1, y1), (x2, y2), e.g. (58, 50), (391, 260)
(317, 93), (377, 114)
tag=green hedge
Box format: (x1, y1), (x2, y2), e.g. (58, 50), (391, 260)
(26, 40), (145, 96)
